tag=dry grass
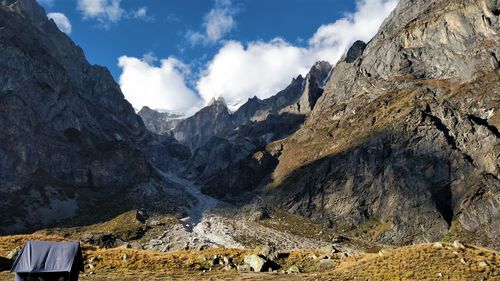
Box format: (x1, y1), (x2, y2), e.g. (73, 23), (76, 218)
(331, 243), (499, 280)
(257, 208), (339, 242)
(1, 234), (498, 280)
(35, 210), (179, 245)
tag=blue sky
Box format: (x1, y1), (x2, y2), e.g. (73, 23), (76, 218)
(38, 0), (397, 114)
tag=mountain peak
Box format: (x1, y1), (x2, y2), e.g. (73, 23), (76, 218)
(1, 0), (48, 28)
(208, 96), (227, 107)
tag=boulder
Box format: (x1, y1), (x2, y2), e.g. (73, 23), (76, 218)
(321, 244), (339, 254)
(244, 254), (272, 272)
(236, 264), (250, 272)
(7, 247), (22, 260)
(286, 265), (301, 274)
(259, 245), (278, 261)
(433, 242), (443, 248)
(136, 209), (149, 224)
(453, 240), (466, 250)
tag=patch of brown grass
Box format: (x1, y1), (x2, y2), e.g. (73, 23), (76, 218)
(331, 243), (499, 280)
(1, 235), (498, 280)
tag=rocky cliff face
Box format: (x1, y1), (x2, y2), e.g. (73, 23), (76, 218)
(0, 0), (192, 233)
(178, 62), (332, 196)
(233, 61), (332, 126)
(269, 0), (499, 247)
(137, 106), (183, 135)
(172, 97), (235, 151)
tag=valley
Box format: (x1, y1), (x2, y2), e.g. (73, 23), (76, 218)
(0, 0), (498, 279)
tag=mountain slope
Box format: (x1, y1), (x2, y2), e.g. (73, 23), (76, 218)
(0, 0), (192, 233)
(269, 0), (499, 247)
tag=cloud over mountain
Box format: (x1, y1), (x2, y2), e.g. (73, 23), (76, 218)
(119, 0), (397, 114)
(47, 12), (72, 34)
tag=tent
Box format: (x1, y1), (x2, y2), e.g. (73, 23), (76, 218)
(10, 240), (84, 281)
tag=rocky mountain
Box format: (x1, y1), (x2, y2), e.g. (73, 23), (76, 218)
(168, 62), (333, 197)
(267, 0), (500, 246)
(172, 97), (235, 151)
(0, 0), (193, 234)
(233, 61), (332, 126)
(137, 106), (183, 135)
(0, 0), (498, 254)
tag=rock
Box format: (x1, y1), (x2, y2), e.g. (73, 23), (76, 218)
(345, 40), (367, 63)
(460, 258), (467, 265)
(433, 242), (443, 248)
(222, 264), (235, 271)
(317, 259), (336, 271)
(148, 220), (163, 227)
(307, 254), (318, 260)
(286, 265), (301, 274)
(221, 256), (232, 265)
(259, 245), (278, 261)
(321, 244), (338, 254)
(250, 207), (271, 221)
(122, 253), (128, 261)
(103, 266), (115, 270)
(236, 264), (250, 272)
(453, 240), (465, 250)
(478, 261), (488, 268)
(332, 236), (349, 243)
(136, 209), (149, 224)
(209, 256), (220, 267)
(7, 247), (22, 260)
(82, 233), (117, 249)
(244, 254), (269, 272)
(118, 243), (132, 249)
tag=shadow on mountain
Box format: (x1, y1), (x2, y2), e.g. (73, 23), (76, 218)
(234, 112), (306, 146)
(261, 125), (498, 245)
(194, 113), (306, 198)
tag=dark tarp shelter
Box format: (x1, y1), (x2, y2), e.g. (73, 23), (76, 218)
(10, 240), (84, 281)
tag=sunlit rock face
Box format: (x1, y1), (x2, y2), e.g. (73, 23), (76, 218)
(270, 0), (500, 246)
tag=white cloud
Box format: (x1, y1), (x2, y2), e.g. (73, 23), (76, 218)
(118, 0), (397, 114)
(197, 39), (309, 108)
(187, 0), (237, 45)
(77, 0), (153, 27)
(133, 7), (147, 18)
(198, 0), (398, 109)
(77, 0), (123, 26)
(47, 12), (72, 34)
(118, 56), (203, 115)
(309, 0), (397, 54)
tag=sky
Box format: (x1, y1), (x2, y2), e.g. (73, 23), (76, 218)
(37, 0), (398, 115)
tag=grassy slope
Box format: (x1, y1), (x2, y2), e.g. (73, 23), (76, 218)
(0, 234), (498, 280)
